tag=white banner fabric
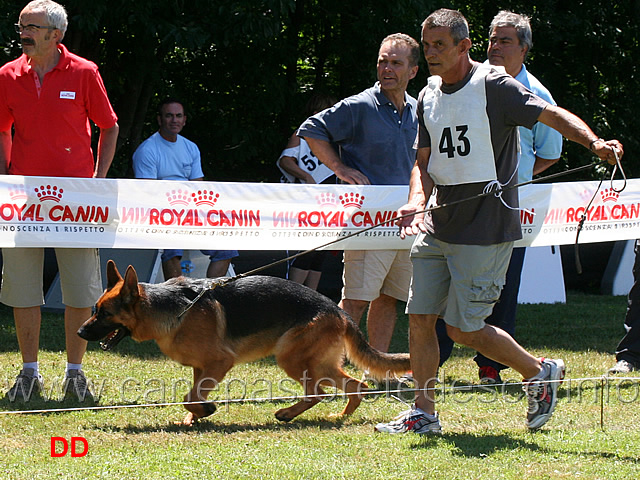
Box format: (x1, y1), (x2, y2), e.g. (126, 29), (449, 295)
(0, 175), (636, 250)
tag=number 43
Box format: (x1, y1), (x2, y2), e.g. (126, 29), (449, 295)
(438, 125), (471, 158)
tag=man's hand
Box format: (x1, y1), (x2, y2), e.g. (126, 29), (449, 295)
(333, 164), (371, 185)
(590, 139), (624, 165)
(396, 203), (427, 239)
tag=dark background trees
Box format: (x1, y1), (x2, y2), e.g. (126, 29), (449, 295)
(1, 0), (637, 182)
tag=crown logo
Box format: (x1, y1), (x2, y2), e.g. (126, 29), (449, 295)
(600, 188), (620, 203)
(35, 185), (63, 202)
(339, 192), (365, 209)
(316, 192), (338, 207)
(9, 184), (28, 202)
(166, 189), (192, 206)
(192, 189), (219, 207)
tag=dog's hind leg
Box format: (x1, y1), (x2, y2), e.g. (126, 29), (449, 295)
(182, 361), (233, 426)
(333, 369), (369, 416)
(273, 367), (326, 422)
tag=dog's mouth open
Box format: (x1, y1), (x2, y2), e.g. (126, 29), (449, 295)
(100, 327), (131, 351)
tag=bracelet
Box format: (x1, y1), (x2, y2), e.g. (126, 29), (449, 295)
(589, 138), (604, 152)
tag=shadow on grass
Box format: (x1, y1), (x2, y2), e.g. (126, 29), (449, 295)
(410, 432), (541, 456)
(0, 393), (97, 413)
(410, 431), (639, 464)
(95, 414), (366, 435)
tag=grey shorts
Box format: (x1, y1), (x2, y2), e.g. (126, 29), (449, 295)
(406, 233), (512, 332)
(342, 249), (412, 302)
(1, 247), (102, 308)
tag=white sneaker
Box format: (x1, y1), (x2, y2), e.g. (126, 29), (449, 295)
(375, 405), (441, 435)
(523, 358), (565, 430)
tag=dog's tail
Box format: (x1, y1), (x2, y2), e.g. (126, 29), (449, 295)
(343, 317), (411, 381)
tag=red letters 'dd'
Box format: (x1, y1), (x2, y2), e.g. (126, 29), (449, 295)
(50, 437), (88, 457)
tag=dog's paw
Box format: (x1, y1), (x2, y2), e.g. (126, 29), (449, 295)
(177, 412), (199, 426)
(274, 409), (294, 422)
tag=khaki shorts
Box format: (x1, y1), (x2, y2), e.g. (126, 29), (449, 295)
(342, 249), (412, 302)
(406, 233), (512, 332)
(0, 248), (102, 308)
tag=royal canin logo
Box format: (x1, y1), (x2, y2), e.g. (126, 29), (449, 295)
(166, 189), (191, 206)
(35, 185), (63, 202)
(543, 187), (640, 225)
(0, 184), (109, 223)
(192, 190), (219, 207)
(316, 192), (338, 207)
(600, 188), (620, 203)
(8, 185), (27, 202)
(274, 191), (395, 228)
(166, 189), (220, 208)
(339, 192), (365, 209)
(120, 188), (258, 227)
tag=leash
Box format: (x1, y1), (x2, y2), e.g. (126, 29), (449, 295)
(178, 157), (624, 318)
(574, 150), (626, 274)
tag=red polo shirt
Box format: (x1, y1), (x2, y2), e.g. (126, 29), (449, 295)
(0, 44), (118, 178)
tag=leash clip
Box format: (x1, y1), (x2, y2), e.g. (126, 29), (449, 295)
(177, 277), (229, 320)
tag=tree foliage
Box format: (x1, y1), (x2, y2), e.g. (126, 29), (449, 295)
(1, 0), (637, 182)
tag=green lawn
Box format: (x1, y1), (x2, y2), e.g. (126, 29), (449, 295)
(0, 293), (638, 479)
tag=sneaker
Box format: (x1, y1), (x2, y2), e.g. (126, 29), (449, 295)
(523, 358), (565, 430)
(63, 369), (94, 402)
(608, 359), (637, 375)
(375, 405), (442, 435)
(479, 366), (503, 385)
(7, 368), (44, 402)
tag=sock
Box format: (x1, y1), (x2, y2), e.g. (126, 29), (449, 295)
(413, 405), (437, 418)
(66, 363), (82, 375)
(23, 362), (39, 376)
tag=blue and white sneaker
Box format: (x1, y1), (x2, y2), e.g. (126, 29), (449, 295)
(523, 358), (565, 429)
(375, 405), (441, 435)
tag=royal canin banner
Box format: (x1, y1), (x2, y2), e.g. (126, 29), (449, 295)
(0, 175), (635, 250)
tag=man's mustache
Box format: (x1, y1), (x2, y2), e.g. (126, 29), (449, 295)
(21, 38), (35, 46)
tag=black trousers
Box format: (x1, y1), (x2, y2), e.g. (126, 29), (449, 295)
(615, 240), (640, 366)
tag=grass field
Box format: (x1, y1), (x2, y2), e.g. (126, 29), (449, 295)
(0, 292), (639, 479)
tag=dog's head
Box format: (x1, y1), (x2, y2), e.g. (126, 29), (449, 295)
(77, 259), (141, 351)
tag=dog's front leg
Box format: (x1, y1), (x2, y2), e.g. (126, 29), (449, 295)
(181, 363), (231, 426)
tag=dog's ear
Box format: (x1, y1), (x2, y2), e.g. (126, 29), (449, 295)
(106, 260), (123, 289)
(122, 265), (140, 303)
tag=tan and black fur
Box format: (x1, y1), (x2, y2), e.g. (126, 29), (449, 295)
(78, 260), (410, 425)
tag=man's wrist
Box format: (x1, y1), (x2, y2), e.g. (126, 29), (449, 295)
(589, 138), (604, 153)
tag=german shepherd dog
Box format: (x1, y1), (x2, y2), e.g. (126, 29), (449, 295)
(78, 260), (411, 426)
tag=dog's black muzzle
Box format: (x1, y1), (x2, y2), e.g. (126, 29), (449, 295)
(78, 322), (131, 351)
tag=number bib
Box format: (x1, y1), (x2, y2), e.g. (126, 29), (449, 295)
(277, 138), (335, 184)
(423, 64), (498, 186)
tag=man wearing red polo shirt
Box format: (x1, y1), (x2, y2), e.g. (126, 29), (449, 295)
(0, 0), (119, 402)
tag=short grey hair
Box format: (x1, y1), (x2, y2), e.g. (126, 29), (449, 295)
(489, 10), (533, 55)
(22, 0), (68, 39)
(422, 9), (469, 45)
(380, 33), (420, 67)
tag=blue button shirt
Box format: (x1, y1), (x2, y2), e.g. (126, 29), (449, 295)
(298, 83), (417, 185)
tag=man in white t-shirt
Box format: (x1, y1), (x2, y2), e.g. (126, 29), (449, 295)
(133, 99), (238, 279)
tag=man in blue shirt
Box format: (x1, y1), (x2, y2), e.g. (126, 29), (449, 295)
(133, 98), (238, 279)
(436, 11), (564, 384)
(298, 33), (419, 353)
